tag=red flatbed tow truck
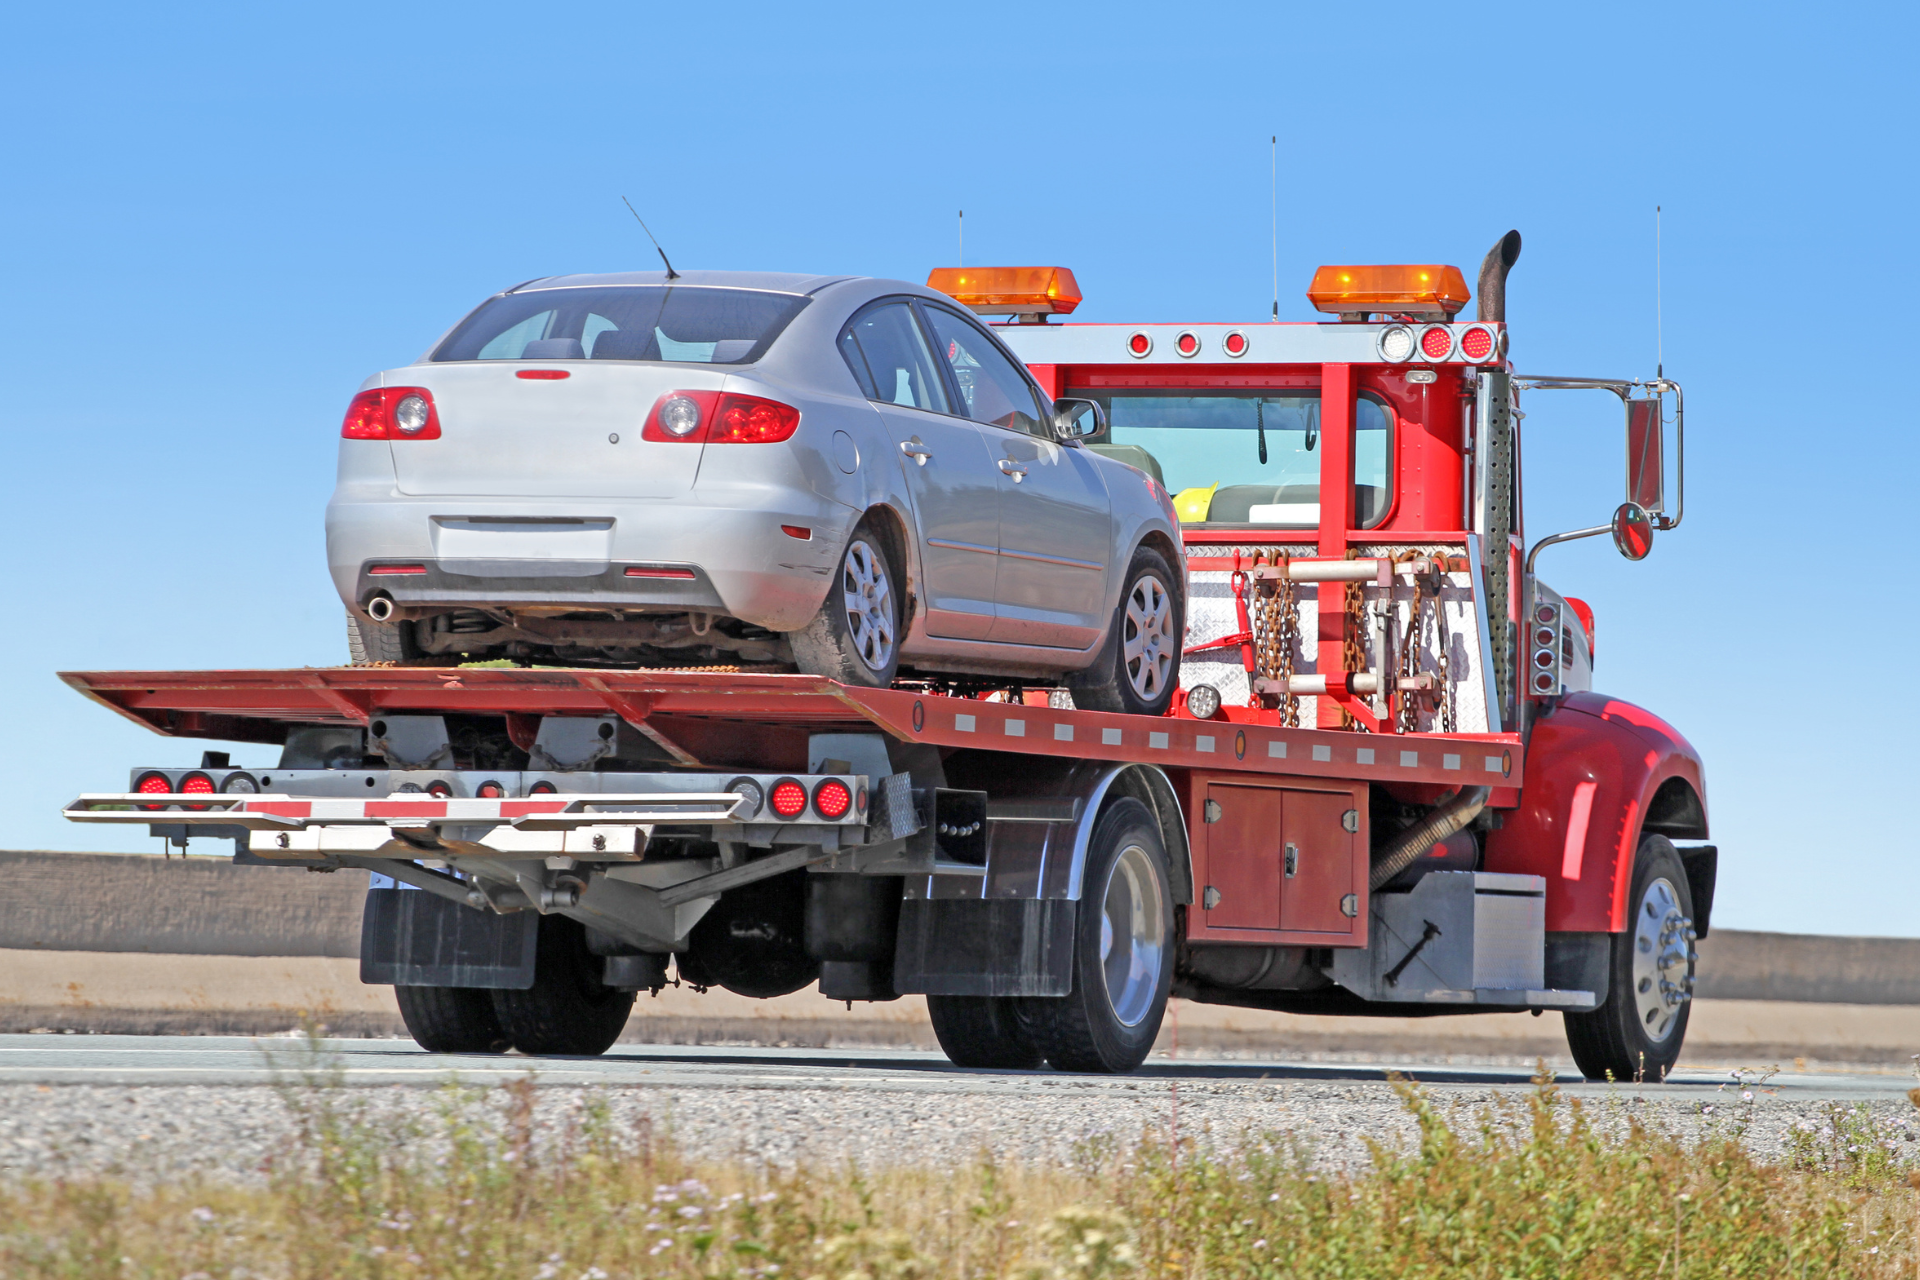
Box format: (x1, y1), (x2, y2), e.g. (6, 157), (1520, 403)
(62, 233), (1713, 1079)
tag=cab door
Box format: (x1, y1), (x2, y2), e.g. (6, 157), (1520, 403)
(840, 302), (1001, 640)
(918, 304), (1112, 649)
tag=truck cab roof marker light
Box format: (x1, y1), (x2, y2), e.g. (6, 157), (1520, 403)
(1127, 332), (1153, 358)
(1221, 330), (1249, 358)
(1418, 324), (1456, 361)
(1175, 332), (1201, 358)
(1458, 324), (1497, 362)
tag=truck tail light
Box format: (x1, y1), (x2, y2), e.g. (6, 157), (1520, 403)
(341, 388), (441, 440)
(812, 778), (853, 820)
(179, 771), (216, 810)
(769, 778), (808, 819)
(1418, 325), (1455, 361)
(476, 780), (505, 798)
(1458, 324), (1496, 362)
(135, 771), (172, 810)
(711, 394), (801, 443)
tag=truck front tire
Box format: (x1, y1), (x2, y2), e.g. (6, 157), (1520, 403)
(1563, 834), (1698, 1081)
(1025, 798), (1174, 1073)
(489, 914), (635, 1056)
(393, 985), (511, 1054)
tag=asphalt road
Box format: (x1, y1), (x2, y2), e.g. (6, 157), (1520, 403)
(2, 1034), (1912, 1101)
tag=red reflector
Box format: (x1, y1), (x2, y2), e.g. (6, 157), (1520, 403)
(710, 393), (801, 444)
(1127, 332), (1152, 357)
(624, 566), (697, 579)
(369, 564), (428, 576)
(516, 370), (570, 380)
(769, 779), (808, 819)
(136, 771), (172, 810)
(1459, 326), (1495, 361)
(529, 780), (558, 795)
(1223, 331), (1248, 357)
(812, 778), (853, 820)
(1419, 327), (1454, 360)
(1175, 332), (1199, 357)
(477, 780), (505, 798)
(781, 525), (812, 540)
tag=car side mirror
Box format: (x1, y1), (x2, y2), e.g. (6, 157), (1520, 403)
(1611, 501), (1654, 561)
(1051, 398), (1105, 441)
(1626, 397), (1663, 516)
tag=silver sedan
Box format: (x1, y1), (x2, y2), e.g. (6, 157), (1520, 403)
(326, 271), (1185, 714)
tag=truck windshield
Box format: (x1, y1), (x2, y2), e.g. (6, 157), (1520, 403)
(429, 286), (811, 364)
(1078, 392), (1392, 528)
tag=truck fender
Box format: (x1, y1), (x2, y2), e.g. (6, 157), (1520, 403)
(1483, 692), (1708, 934)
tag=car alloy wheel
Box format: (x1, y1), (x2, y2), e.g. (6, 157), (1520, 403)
(841, 538), (896, 672)
(1099, 840), (1168, 1028)
(1122, 575), (1175, 703)
(1631, 875), (1695, 1042)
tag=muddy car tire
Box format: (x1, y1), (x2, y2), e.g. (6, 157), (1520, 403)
(1067, 545), (1182, 717)
(789, 520), (902, 687)
(347, 612), (421, 664)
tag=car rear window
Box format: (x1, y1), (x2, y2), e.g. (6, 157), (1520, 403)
(429, 286), (810, 364)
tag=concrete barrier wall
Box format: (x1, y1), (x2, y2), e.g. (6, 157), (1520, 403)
(3, 851), (1914, 1005)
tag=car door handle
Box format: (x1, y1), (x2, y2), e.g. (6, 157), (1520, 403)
(997, 458), (1027, 482)
(899, 439), (932, 466)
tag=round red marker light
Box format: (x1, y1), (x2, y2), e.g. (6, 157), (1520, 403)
(136, 771), (173, 811)
(1420, 325), (1454, 361)
(426, 780), (453, 798)
(179, 771), (216, 811)
(529, 780), (558, 795)
(1533, 671), (1557, 693)
(1534, 649), (1556, 669)
(1222, 330), (1248, 357)
(1127, 332), (1153, 358)
(812, 778), (853, 821)
(1459, 325), (1495, 361)
(477, 780), (505, 798)
(769, 778), (808, 819)
(1175, 332), (1200, 357)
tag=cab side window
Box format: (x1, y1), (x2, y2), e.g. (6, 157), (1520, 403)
(840, 303), (950, 414)
(921, 306), (1046, 435)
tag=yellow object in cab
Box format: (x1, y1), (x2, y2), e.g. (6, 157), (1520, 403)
(1173, 484), (1218, 523)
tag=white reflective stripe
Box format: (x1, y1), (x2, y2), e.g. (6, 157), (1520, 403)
(1149, 732), (1169, 749)
(1004, 719), (1025, 737)
(955, 714), (976, 732)
(1054, 724), (1074, 742)
(1195, 735), (1215, 753)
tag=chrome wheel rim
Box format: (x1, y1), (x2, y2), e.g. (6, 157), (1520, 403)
(841, 539), (895, 672)
(1098, 842), (1167, 1028)
(1122, 574), (1174, 702)
(1631, 875), (1695, 1043)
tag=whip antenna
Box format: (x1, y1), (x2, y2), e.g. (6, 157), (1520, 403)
(958, 210), (963, 266)
(1655, 204), (1663, 379)
(621, 196), (680, 280)
(1270, 136), (1278, 321)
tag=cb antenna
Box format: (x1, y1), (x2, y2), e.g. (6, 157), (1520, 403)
(1270, 136), (1278, 321)
(1654, 204), (1663, 379)
(621, 196), (680, 280)
(958, 210), (963, 266)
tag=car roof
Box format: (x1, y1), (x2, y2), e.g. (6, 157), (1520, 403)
(508, 270), (853, 296)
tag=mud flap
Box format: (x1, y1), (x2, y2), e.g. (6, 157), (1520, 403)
(892, 898), (1076, 997)
(359, 887), (538, 989)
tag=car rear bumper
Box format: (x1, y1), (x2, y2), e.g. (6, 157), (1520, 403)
(327, 494), (849, 632)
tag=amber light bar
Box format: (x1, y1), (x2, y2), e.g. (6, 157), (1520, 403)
(926, 266), (1082, 316)
(1307, 264), (1470, 320)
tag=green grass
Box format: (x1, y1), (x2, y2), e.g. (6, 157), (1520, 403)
(4, 1041), (1919, 1278)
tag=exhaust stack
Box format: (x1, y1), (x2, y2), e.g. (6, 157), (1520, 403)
(1475, 230), (1522, 324)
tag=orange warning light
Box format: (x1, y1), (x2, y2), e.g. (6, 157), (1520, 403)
(926, 266), (1082, 316)
(1307, 264), (1470, 320)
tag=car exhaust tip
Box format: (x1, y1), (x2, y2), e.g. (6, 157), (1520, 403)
(366, 595), (397, 623)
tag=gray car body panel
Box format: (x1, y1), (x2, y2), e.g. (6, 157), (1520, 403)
(326, 272), (1181, 674)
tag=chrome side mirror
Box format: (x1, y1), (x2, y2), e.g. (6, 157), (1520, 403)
(1612, 501), (1654, 561)
(1051, 397), (1105, 440)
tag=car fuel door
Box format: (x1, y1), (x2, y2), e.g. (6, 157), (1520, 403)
(841, 302), (1001, 641)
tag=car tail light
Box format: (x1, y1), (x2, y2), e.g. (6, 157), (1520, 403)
(769, 778), (808, 819)
(1126, 332), (1153, 357)
(179, 771), (216, 811)
(1418, 325), (1455, 361)
(516, 369), (570, 380)
(642, 390), (722, 442)
(624, 566), (697, 578)
(1174, 332), (1200, 358)
(341, 387), (441, 440)
(812, 778), (853, 820)
(1222, 330), (1249, 358)
(711, 394), (801, 443)
(1458, 324), (1496, 362)
(477, 780), (505, 798)
(135, 771), (172, 810)
(369, 564), (427, 576)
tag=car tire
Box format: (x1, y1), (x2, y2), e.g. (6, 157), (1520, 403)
(346, 612), (421, 664)
(1066, 545), (1182, 717)
(1024, 799), (1174, 1073)
(926, 995), (1045, 1069)
(393, 984), (512, 1054)
(1564, 834), (1698, 1082)
(489, 914), (636, 1056)
(789, 519), (902, 687)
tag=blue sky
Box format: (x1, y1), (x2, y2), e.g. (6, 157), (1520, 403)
(0, 1), (1911, 935)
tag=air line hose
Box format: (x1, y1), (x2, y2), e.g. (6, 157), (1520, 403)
(1367, 786), (1492, 892)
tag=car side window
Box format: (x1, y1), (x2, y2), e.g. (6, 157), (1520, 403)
(841, 303), (950, 414)
(921, 306), (1047, 435)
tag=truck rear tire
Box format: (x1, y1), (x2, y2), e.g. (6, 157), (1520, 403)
(789, 519), (901, 687)
(1025, 798), (1173, 1073)
(1563, 834), (1697, 1081)
(346, 612), (420, 664)
(489, 914), (635, 1056)
(926, 995), (1045, 1069)
(1066, 545), (1182, 717)
(393, 985), (512, 1054)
